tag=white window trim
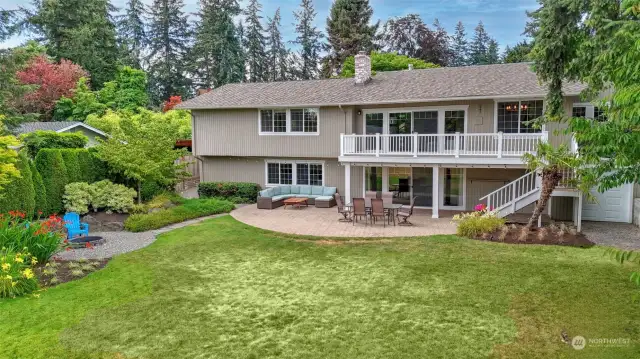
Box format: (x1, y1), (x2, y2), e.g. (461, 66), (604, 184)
(264, 159), (325, 187)
(258, 108), (320, 136)
(493, 99), (545, 133)
(361, 105), (469, 135)
(572, 102), (608, 120)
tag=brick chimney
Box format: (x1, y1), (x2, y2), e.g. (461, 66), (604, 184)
(354, 51), (371, 85)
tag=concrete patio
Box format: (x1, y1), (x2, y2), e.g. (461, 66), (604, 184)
(231, 205), (458, 238)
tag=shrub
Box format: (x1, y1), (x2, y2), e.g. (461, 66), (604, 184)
(0, 211), (66, 262)
(198, 182), (261, 203)
(454, 214), (505, 239)
(60, 148), (82, 183)
(63, 182), (93, 214)
(140, 179), (170, 202)
(29, 161), (47, 215)
(124, 198), (234, 232)
(35, 149), (69, 215)
(90, 180), (137, 213)
(0, 152), (36, 218)
(0, 249), (38, 298)
(20, 130), (88, 158)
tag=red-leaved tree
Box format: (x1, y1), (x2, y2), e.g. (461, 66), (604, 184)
(13, 55), (88, 120)
(162, 96), (182, 112)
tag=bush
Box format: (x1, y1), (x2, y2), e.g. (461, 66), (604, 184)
(20, 130), (88, 158)
(140, 179), (171, 202)
(454, 214), (505, 238)
(124, 198), (234, 232)
(0, 211), (66, 262)
(63, 182), (93, 214)
(0, 249), (38, 298)
(60, 148), (82, 183)
(198, 182), (261, 203)
(0, 152), (35, 218)
(29, 161), (47, 215)
(35, 149), (69, 215)
(90, 180), (137, 213)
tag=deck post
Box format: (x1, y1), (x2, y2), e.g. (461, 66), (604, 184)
(497, 132), (503, 158)
(413, 132), (418, 157)
(432, 167), (440, 218)
(344, 163), (351, 203)
(340, 133), (344, 156)
(454, 132), (460, 158)
(375, 133), (380, 157)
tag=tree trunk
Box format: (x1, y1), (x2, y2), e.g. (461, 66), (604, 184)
(525, 169), (562, 230)
(137, 180), (142, 204)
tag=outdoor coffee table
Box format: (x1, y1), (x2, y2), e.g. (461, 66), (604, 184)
(283, 197), (309, 209)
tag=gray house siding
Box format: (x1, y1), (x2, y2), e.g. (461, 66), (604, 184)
(192, 107), (354, 158)
(201, 156), (356, 196)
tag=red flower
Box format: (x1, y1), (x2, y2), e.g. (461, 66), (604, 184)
(38, 211), (43, 215)
(85, 242), (93, 249)
(65, 247), (71, 251)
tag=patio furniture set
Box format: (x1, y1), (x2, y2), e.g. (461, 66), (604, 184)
(335, 192), (417, 227)
(257, 185), (337, 209)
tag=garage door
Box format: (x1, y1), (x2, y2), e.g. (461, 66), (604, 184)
(582, 184), (633, 223)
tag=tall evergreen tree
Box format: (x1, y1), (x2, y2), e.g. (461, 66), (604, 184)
(0, 9), (15, 41)
(469, 21), (491, 65)
(191, 0), (244, 89)
(146, 0), (192, 104)
(236, 20), (247, 82)
(502, 40), (533, 63)
(486, 38), (500, 64)
(450, 21), (468, 67)
(27, 0), (119, 88)
(265, 9), (289, 82)
(325, 0), (379, 76)
(244, 0), (267, 82)
(292, 0), (323, 80)
(118, 0), (147, 69)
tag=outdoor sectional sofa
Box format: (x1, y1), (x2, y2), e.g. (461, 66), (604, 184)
(257, 185), (337, 209)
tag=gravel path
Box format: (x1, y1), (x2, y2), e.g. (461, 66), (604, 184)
(55, 213), (230, 260)
(582, 221), (640, 250)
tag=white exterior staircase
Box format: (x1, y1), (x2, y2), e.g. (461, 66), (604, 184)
(479, 172), (541, 218)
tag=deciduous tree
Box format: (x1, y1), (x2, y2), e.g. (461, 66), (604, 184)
(502, 40), (533, 63)
(339, 51), (438, 78)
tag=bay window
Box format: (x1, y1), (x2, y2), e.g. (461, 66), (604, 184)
(497, 100), (543, 133)
(266, 160), (324, 186)
(259, 108), (319, 135)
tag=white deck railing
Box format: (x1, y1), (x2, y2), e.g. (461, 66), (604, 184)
(340, 132), (548, 158)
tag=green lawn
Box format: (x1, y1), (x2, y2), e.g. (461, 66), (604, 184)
(1, 216), (639, 358)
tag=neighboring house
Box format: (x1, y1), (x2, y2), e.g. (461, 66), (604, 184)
(13, 121), (108, 147)
(178, 52), (635, 229)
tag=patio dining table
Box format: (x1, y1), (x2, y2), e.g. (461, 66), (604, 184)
(344, 202), (404, 226)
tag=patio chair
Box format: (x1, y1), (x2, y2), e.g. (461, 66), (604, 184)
(381, 191), (394, 223)
(63, 212), (89, 239)
(370, 198), (387, 227)
(352, 198), (368, 226)
(396, 196), (417, 226)
(334, 193), (351, 222)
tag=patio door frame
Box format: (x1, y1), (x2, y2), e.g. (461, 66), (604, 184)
(362, 105), (469, 136)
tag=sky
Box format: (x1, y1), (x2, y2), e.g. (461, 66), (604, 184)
(0, 0), (538, 50)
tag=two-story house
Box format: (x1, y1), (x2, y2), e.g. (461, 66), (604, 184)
(178, 53), (635, 229)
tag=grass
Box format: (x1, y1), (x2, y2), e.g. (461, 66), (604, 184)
(1, 216), (638, 358)
(124, 198), (234, 232)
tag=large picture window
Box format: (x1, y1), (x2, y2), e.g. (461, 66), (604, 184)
(266, 161), (324, 186)
(497, 100), (543, 133)
(259, 108), (319, 135)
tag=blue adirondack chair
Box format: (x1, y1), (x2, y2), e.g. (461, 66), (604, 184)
(64, 212), (89, 239)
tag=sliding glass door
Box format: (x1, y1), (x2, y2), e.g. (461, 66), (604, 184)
(412, 167), (433, 207)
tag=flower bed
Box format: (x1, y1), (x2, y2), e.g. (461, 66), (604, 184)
(0, 211), (66, 262)
(0, 250), (38, 298)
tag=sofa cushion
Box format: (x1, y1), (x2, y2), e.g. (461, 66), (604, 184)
(279, 186), (291, 195)
(298, 185), (312, 195)
(271, 186), (281, 196)
(272, 195), (295, 202)
(289, 185), (300, 194)
(315, 196), (333, 201)
(322, 187), (337, 196)
(311, 186), (324, 195)
(259, 188), (273, 197)
(295, 194), (317, 199)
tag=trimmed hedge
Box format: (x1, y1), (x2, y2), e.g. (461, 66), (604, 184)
(20, 130), (88, 158)
(60, 149), (82, 183)
(35, 149), (69, 215)
(0, 152), (36, 218)
(29, 160), (47, 215)
(124, 198), (234, 232)
(198, 182), (261, 203)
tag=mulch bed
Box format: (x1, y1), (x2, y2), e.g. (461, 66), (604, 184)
(35, 258), (110, 288)
(476, 223), (595, 248)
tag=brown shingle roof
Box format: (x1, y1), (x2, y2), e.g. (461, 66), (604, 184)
(177, 62), (586, 110)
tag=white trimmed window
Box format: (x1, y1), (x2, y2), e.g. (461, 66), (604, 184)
(496, 100), (543, 133)
(259, 108), (319, 135)
(265, 160), (324, 186)
(573, 104), (607, 122)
